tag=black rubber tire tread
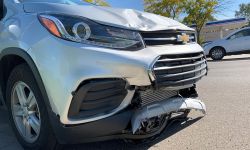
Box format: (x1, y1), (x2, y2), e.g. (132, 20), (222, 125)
(209, 47), (225, 60)
(6, 63), (62, 150)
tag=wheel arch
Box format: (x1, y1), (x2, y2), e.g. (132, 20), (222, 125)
(0, 47), (52, 112)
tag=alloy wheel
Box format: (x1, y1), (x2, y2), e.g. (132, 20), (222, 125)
(11, 81), (41, 143)
(211, 48), (224, 60)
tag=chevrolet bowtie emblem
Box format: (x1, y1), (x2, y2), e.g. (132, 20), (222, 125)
(177, 33), (190, 43)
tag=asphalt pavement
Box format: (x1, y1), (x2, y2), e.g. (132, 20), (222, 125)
(1, 54), (250, 150)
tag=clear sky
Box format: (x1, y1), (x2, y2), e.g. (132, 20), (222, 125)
(215, 0), (250, 20)
(105, 0), (250, 20)
(105, 0), (144, 10)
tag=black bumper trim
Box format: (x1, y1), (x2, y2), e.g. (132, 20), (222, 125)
(51, 107), (173, 144)
(69, 79), (127, 118)
(51, 109), (133, 144)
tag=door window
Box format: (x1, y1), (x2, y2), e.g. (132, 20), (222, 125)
(229, 29), (250, 40)
(244, 29), (250, 37)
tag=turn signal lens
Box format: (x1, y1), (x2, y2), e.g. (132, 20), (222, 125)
(39, 17), (61, 37)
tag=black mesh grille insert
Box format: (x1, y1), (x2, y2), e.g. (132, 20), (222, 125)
(139, 89), (178, 106)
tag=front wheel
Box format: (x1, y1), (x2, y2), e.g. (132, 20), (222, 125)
(209, 47), (225, 60)
(6, 64), (61, 150)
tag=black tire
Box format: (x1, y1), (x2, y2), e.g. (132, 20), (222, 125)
(209, 47), (225, 60)
(6, 63), (61, 150)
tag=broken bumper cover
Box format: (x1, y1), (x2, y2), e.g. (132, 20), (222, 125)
(131, 97), (206, 133)
(51, 96), (206, 144)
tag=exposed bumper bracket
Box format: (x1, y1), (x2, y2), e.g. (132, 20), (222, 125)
(131, 97), (206, 133)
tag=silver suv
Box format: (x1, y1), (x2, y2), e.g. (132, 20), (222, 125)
(0, 0), (207, 149)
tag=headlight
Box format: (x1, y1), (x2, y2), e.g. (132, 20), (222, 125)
(38, 14), (145, 50)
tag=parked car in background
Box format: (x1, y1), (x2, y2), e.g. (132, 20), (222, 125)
(0, 0), (207, 149)
(204, 27), (250, 60)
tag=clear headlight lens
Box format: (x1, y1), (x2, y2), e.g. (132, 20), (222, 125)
(38, 14), (144, 50)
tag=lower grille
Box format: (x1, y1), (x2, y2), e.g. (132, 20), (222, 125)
(68, 79), (127, 118)
(153, 52), (207, 88)
(139, 89), (178, 106)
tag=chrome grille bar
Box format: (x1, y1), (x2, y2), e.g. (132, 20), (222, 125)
(156, 65), (207, 78)
(140, 30), (196, 46)
(157, 54), (204, 62)
(154, 59), (206, 71)
(159, 70), (207, 86)
(144, 37), (177, 41)
(152, 52), (207, 88)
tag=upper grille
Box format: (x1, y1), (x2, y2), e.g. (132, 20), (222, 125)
(153, 52), (207, 88)
(141, 30), (196, 46)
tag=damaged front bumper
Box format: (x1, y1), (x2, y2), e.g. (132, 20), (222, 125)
(131, 97), (206, 133)
(51, 91), (206, 144)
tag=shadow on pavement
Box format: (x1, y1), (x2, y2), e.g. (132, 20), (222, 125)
(63, 117), (202, 150)
(0, 107), (23, 150)
(146, 117), (202, 147)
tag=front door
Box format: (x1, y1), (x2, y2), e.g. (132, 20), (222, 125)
(226, 29), (250, 53)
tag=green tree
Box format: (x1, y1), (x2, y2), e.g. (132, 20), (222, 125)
(183, 0), (220, 44)
(208, 15), (217, 21)
(235, 3), (250, 25)
(144, 0), (224, 44)
(84, 0), (109, 6)
(144, 0), (185, 20)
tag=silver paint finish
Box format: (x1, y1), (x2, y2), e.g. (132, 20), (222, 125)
(22, 2), (194, 32)
(0, 0), (205, 125)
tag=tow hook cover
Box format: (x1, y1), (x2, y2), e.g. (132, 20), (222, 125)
(131, 97), (206, 133)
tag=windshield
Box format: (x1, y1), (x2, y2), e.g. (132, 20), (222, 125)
(20, 0), (97, 5)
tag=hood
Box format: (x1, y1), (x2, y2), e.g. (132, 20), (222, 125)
(211, 38), (225, 44)
(23, 3), (193, 32)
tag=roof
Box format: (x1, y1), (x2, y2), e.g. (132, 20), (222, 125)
(190, 18), (248, 28)
(206, 18), (247, 26)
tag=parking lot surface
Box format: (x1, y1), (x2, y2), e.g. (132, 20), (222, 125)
(1, 54), (250, 150)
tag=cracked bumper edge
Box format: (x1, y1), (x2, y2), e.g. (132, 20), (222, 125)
(131, 97), (206, 133)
